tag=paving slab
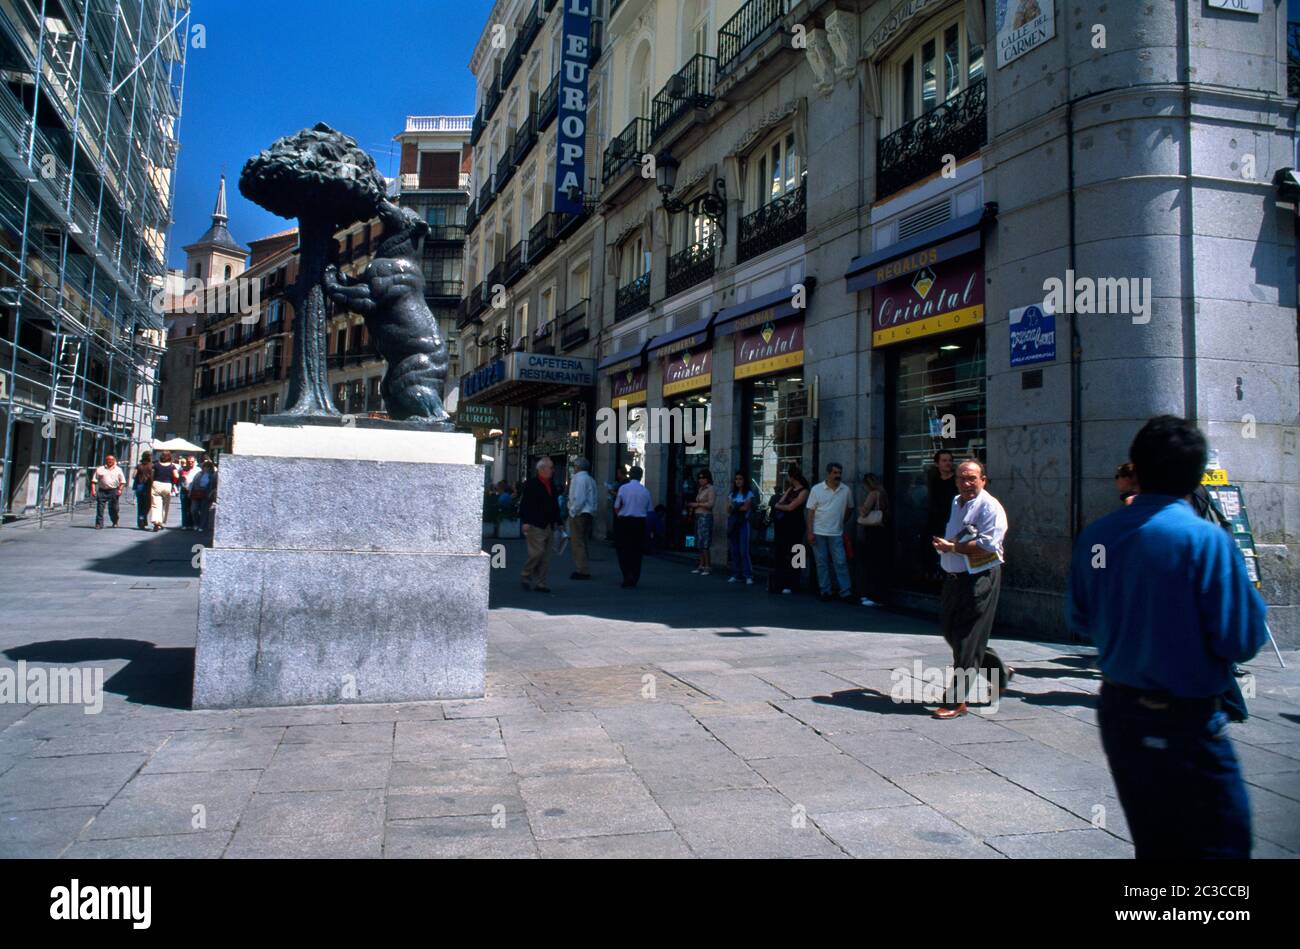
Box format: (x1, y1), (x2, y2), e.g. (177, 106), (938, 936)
(535, 830), (694, 859)
(382, 814), (537, 858)
(519, 770), (672, 840)
(891, 770), (1091, 837)
(82, 769), (259, 839)
(656, 788), (847, 859)
(814, 805), (998, 858)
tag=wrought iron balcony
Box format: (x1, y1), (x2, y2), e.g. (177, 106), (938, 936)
(470, 110), (485, 146)
(718, 0), (788, 76)
(426, 280), (464, 300)
(478, 176), (496, 213)
(513, 114), (537, 164)
(666, 236), (717, 297)
(537, 72), (560, 132)
(496, 151), (516, 191)
(560, 299), (590, 350)
(738, 183), (806, 264)
(615, 272), (651, 322)
(877, 77), (986, 199)
(486, 261), (506, 292)
(427, 224), (467, 243)
(482, 82), (503, 123)
(467, 281), (488, 319)
(529, 213), (558, 268)
(603, 117), (651, 186)
(504, 240), (529, 286)
(465, 199), (479, 233)
(651, 55), (717, 143)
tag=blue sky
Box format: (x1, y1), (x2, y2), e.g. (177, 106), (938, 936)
(169, 0), (495, 266)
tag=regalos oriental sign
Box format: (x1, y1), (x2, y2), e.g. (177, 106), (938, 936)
(555, 0), (593, 215)
(734, 319), (805, 380)
(872, 252), (983, 347)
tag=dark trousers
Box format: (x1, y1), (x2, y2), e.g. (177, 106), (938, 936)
(135, 485), (149, 528)
(1099, 683), (1251, 858)
(614, 516), (646, 585)
(939, 566), (1007, 703)
(94, 492), (119, 526)
(179, 487), (192, 528)
(773, 527), (803, 591)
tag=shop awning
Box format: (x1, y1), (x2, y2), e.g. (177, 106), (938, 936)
(460, 352), (596, 407)
(845, 203), (998, 294)
(647, 313), (714, 355)
(597, 338), (655, 374)
(714, 278), (817, 338)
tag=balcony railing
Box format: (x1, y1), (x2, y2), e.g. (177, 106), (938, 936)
(877, 77), (986, 199)
(513, 114), (537, 164)
(718, 0), (788, 75)
(426, 280), (464, 300)
(470, 110), (485, 146)
(482, 82), (503, 124)
(615, 272), (651, 321)
(504, 240), (529, 286)
(465, 199), (479, 233)
(486, 261), (506, 292)
(427, 224), (467, 243)
(560, 299), (590, 350)
(467, 280), (488, 319)
(496, 150), (516, 191)
(329, 347), (382, 369)
(529, 213), (558, 268)
(651, 55), (718, 142)
(478, 176), (496, 213)
(666, 236), (717, 297)
(738, 183), (806, 264)
(537, 72), (560, 131)
(603, 117), (651, 186)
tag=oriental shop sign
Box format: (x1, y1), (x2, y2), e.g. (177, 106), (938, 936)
(872, 252), (984, 346)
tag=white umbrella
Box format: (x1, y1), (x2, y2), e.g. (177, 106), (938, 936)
(151, 437), (205, 453)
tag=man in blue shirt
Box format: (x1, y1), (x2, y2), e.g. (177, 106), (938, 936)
(1068, 416), (1268, 858)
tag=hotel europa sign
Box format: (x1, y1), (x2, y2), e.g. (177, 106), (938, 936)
(555, 0), (593, 214)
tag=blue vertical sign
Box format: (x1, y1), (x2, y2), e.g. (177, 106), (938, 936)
(555, 0), (592, 216)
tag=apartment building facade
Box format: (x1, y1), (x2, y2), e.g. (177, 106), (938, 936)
(0, 0), (189, 519)
(462, 0), (1299, 642)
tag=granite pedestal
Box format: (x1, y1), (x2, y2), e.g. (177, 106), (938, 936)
(192, 423), (487, 709)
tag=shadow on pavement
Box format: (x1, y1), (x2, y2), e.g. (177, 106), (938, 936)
(83, 527), (209, 579)
(813, 688), (935, 717)
(4, 637), (194, 710)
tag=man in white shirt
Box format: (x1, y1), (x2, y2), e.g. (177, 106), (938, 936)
(90, 454), (126, 529)
(613, 465), (653, 587)
(805, 462), (854, 602)
(567, 457), (598, 580)
(930, 459), (1012, 718)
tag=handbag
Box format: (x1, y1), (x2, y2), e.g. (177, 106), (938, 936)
(856, 493), (884, 527)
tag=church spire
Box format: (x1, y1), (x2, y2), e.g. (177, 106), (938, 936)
(212, 174), (229, 226)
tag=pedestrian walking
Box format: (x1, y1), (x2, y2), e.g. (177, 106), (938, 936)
(855, 473), (890, 606)
(178, 455), (198, 530)
(771, 467), (809, 594)
(613, 465), (652, 587)
(519, 457), (563, 593)
(930, 459), (1011, 719)
(926, 449), (958, 578)
(726, 472), (756, 585)
(566, 457), (597, 580)
(689, 469), (716, 575)
(90, 454), (125, 529)
(806, 462), (855, 602)
(148, 450), (178, 531)
(1069, 416), (1267, 858)
(131, 452), (154, 530)
(189, 459), (218, 532)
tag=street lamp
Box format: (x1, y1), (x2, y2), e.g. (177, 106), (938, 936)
(655, 151), (726, 244)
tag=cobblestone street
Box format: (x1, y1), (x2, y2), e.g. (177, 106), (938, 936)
(1, 512), (1297, 858)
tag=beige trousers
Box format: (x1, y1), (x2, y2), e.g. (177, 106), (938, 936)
(522, 526), (553, 588)
(568, 513), (593, 574)
(149, 481), (173, 527)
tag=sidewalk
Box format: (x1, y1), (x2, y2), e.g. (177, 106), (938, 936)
(0, 514), (1296, 858)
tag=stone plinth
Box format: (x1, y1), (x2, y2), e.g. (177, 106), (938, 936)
(192, 423), (487, 709)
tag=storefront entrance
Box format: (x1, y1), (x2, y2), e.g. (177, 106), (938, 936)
(665, 393), (711, 550)
(885, 328), (986, 592)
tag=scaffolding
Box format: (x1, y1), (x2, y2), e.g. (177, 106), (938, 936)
(0, 0), (189, 524)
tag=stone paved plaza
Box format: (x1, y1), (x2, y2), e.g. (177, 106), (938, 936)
(1, 508), (1297, 859)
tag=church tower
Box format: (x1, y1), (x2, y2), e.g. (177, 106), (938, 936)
(182, 175), (249, 287)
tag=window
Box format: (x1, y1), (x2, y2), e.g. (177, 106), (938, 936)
(540, 285), (554, 324)
(749, 129), (802, 211)
(193, 262), (202, 279)
(889, 13), (984, 132)
(514, 302), (529, 344)
(224, 265), (233, 280)
(267, 299), (283, 324)
(570, 261), (590, 302)
(619, 233), (649, 284)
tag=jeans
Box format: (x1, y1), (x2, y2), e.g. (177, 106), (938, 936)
(813, 534), (852, 596)
(1099, 683), (1251, 858)
(191, 497), (211, 532)
(728, 519), (752, 580)
(94, 492), (120, 526)
(179, 487), (192, 528)
(135, 485), (149, 528)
